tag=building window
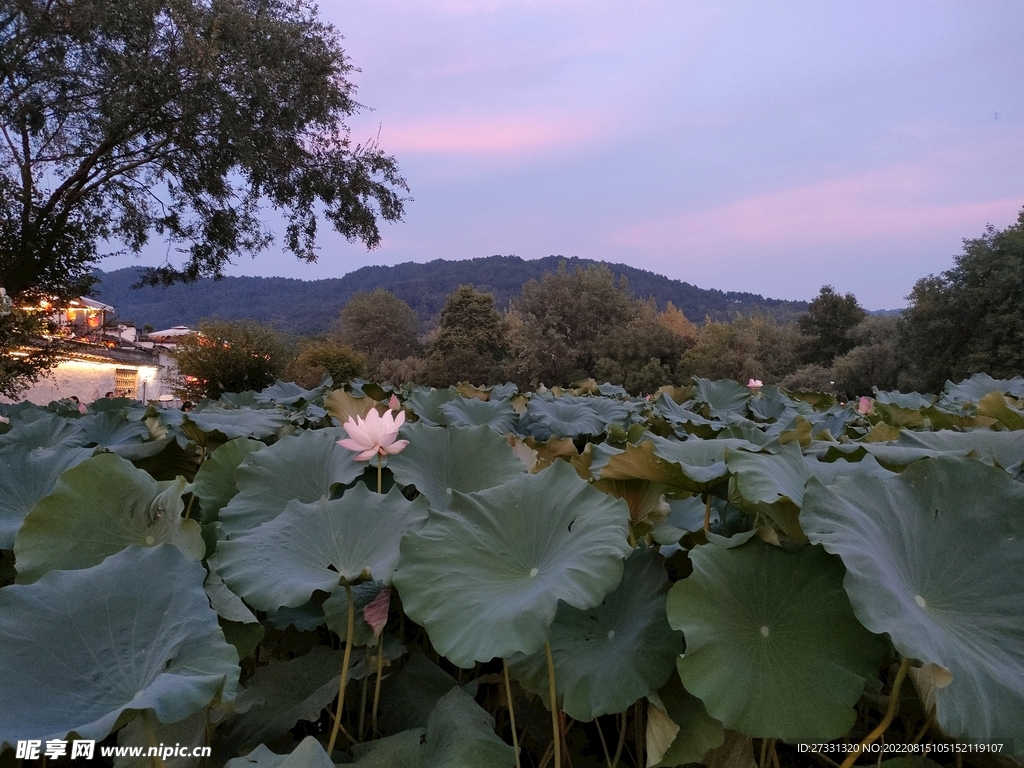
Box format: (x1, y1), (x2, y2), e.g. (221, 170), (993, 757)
(114, 368), (137, 398)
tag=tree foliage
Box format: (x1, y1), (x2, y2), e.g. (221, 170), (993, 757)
(507, 263), (638, 386)
(900, 208), (1024, 391)
(1, 0), (406, 393)
(421, 285), (508, 386)
(283, 339), (366, 389)
(334, 289), (420, 371)
(798, 286), (866, 366)
(171, 320), (291, 400)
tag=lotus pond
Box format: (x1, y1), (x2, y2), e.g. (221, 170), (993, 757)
(1, 374), (1023, 768)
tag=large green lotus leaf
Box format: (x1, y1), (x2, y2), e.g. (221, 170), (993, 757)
(0, 444), (95, 549)
(692, 377), (751, 419)
(218, 428), (362, 534)
(747, 385), (791, 422)
(183, 406), (291, 441)
(873, 389), (937, 409)
(224, 737), (335, 768)
(0, 409), (85, 451)
(650, 435), (759, 493)
(804, 454), (894, 486)
(14, 453), (204, 583)
(726, 442), (808, 543)
(352, 687), (515, 768)
(388, 423), (526, 512)
(394, 460), (631, 667)
(204, 559), (259, 624)
(522, 396), (607, 439)
(667, 539), (886, 742)
(254, 379), (326, 406)
(655, 394), (720, 432)
(226, 646), (346, 750)
(890, 430), (1024, 469)
(507, 547), (681, 721)
(440, 396), (519, 433)
(218, 485), (428, 610)
(588, 440), (696, 488)
(405, 387), (455, 426)
(801, 457), (1024, 752)
(942, 372), (1024, 404)
(77, 410), (151, 448)
(192, 437), (264, 523)
(0, 545), (239, 745)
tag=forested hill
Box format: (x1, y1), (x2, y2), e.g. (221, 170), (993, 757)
(92, 255), (809, 336)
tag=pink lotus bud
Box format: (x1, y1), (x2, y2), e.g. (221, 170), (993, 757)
(858, 396), (872, 414)
(388, 394), (401, 411)
(747, 379), (763, 389)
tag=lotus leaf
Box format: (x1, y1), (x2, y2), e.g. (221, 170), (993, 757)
(254, 379), (326, 406)
(76, 410), (151, 448)
(218, 428), (362, 534)
(0, 545), (238, 745)
(522, 396), (608, 439)
(942, 372), (1024, 404)
(218, 485), (428, 610)
(693, 377), (751, 419)
(725, 442), (808, 542)
(0, 408), (86, 450)
(183, 406), (290, 442)
(648, 435), (758, 493)
(394, 460), (631, 667)
(405, 387), (455, 425)
(440, 396), (519, 433)
(801, 457), (1024, 753)
(14, 453), (204, 583)
(224, 737), (334, 768)
(388, 423), (526, 512)
(226, 646), (346, 750)
(191, 437), (264, 523)
(0, 443), (94, 549)
(647, 672), (724, 768)
(352, 687), (515, 767)
(667, 539), (886, 741)
(507, 547), (681, 721)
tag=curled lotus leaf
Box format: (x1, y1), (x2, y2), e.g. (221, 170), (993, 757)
(192, 437), (264, 523)
(725, 442), (809, 543)
(394, 460), (631, 667)
(667, 538), (886, 742)
(692, 377), (751, 419)
(255, 379), (326, 406)
(0, 545), (238, 746)
(802, 457), (1024, 753)
(388, 423), (526, 512)
(218, 485), (429, 610)
(942, 372), (1024, 404)
(218, 428), (362, 535)
(14, 453), (204, 583)
(507, 546), (682, 721)
(404, 388), (455, 426)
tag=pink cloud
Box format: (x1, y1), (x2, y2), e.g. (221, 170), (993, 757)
(610, 168), (1022, 254)
(378, 112), (609, 155)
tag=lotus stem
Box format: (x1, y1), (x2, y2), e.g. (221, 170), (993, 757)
(839, 656), (911, 768)
(611, 710), (627, 768)
(627, 526), (637, 548)
(703, 493), (712, 531)
(371, 634), (385, 737)
(142, 710), (166, 768)
(545, 640), (561, 768)
(594, 715), (612, 768)
(357, 660), (369, 741)
(634, 700), (644, 768)
(504, 658), (522, 768)
(326, 582), (356, 755)
(377, 453), (382, 494)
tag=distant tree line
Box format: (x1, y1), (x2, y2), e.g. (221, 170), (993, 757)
(172, 209), (1024, 399)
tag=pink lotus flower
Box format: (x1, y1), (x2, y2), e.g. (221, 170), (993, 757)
(388, 394), (401, 411)
(337, 408), (409, 461)
(747, 379), (763, 389)
(858, 396), (872, 414)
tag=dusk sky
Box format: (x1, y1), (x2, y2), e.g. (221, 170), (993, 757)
(116, 1), (1024, 310)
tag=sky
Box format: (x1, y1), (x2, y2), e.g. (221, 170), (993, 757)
(114, 0), (1024, 309)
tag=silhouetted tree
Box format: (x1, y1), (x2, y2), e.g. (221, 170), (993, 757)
(799, 286), (866, 366)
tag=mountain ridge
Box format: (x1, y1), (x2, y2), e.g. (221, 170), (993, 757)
(92, 254), (810, 335)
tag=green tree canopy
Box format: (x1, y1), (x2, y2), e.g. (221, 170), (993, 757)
(334, 289), (420, 369)
(507, 262), (638, 386)
(171, 320), (291, 400)
(422, 285), (508, 386)
(900, 208), (1024, 391)
(798, 286), (866, 366)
